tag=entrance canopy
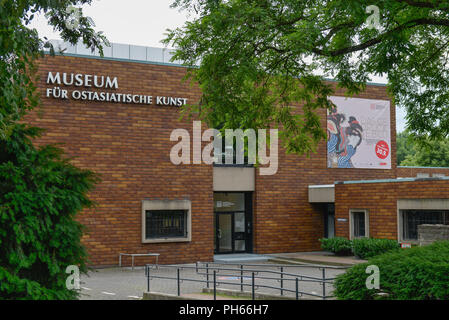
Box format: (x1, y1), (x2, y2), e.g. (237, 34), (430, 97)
(308, 184), (335, 203)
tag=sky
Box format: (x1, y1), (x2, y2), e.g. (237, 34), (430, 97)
(28, 0), (407, 132)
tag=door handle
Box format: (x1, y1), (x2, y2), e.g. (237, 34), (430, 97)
(217, 229), (222, 239)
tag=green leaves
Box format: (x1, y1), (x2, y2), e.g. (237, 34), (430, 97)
(334, 241), (449, 300)
(397, 130), (449, 167)
(166, 0), (449, 153)
(319, 237), (353, 256)
(0, 124), (98, 299)
(0, 2), (104, 299)
(0, 0), (108, 139)
(352, 238), (400, 259)
(319, 237), (399, 258)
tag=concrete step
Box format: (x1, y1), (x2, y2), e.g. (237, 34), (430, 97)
(213, 254), (269, 263)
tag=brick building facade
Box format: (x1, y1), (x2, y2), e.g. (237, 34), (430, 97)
(335, 177), (449, 241)
(26, 44), (449, 266)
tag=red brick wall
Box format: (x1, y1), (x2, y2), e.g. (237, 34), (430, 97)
(335, 179), (449, 240)
(397, 166), (449, 178)
(27, 55), (213, 266)
(253, 83), (397, 254)
(27, 53), (405, 265)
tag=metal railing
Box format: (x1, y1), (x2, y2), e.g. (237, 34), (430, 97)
(144, 261), (348, 300)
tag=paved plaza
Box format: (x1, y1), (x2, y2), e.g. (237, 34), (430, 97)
(79, 260), (349, 300)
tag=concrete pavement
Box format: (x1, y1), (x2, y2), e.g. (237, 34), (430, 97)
(78, 260), (349, 300)
(267, 251), (367, 266)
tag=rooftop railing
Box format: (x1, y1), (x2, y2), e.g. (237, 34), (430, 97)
(47, 40), (183, 65)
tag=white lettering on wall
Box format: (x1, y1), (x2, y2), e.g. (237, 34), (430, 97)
(45, 71), (187, 107)
(47, 72), (118, 89)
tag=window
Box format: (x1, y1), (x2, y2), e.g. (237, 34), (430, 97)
(145, 210), (187, 239)
(212, 129), (255, 166)
(214, 192), (245, 212)
(141, 199), (191, 243)
(401, 210), (449, 241)
(350, 210), (369, 239)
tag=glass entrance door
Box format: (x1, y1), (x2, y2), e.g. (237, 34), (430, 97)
(217, 213), (233, 253)
(324, 203), (335, 238)
(214, 192), (252, 254)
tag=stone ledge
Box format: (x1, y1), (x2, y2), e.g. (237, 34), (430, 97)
(202, 288), (319, 300)
(143, 292), (202, 300)
(418, 224), (449, 246)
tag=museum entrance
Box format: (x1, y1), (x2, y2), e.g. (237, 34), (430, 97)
(323, 203), (335, 238)
(214, 192), (253, 254)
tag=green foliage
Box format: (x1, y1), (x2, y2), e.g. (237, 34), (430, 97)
(320, 237), (399, 258)
(0, 124), (98, 299)
(398, 131), (449, 167)
(396, 131), (412, 166)
(319, 237), (353, 256)
(334, 241), (449, 300)
(352, 238), (399, 259)
(0, 0), (108, 139)
(0, 1), (105, 299)
(165, 0), (449, 154)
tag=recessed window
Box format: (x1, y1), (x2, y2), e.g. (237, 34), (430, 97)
(213, 132), (255, 166)
(401, 210), (449, 241)
(145, 210), (187, 239)
(142, 200), (191, 243)
(350, 210), (369, 239)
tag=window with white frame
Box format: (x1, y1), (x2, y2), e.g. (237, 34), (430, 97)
(141, 199), (191, 243)
(401, 210), (449, 241)
(350, 210), (369, 239)
(145, 210), (187, 239)
(397, 199), (449, 242)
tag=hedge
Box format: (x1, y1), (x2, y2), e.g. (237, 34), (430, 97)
(319, 237), (400, 258)
(319, 237), (353, 256)
(352, 238), (400, 259)
(334, 241), (449, 300)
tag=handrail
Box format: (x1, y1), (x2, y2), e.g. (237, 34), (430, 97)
(195, 261), (349, 270)
(144, 261), (342, 300)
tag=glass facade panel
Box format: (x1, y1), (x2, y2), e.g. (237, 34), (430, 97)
(352, 211), (366, 238)
(214, 193), (245, 212)
(328, 213), (335, 238)
(218, 214), (233, 252)
(235, 240), (246, 251)
(234, 212), (245, 233)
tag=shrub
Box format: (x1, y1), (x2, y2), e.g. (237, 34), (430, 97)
(352, 238), (399, 259)
(0, 125), (98, 299)
(334, 241), (449, 300)
(319, 237), (353, 256)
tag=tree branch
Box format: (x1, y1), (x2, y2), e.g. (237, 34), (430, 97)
(394, 0), (449, 10)
(312, 18), (449, 57)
